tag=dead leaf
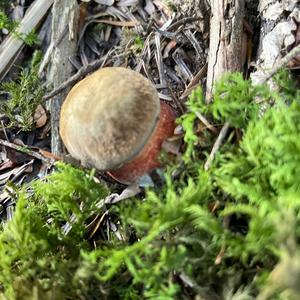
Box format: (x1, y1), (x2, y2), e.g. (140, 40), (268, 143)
(0, 160), (34, 186)
(161, 139), (181, 155)
(34, 104), (47, 128)
(144, 0), (155, 15)
(0, 160), (15, 171)
(153, 0), (172, 18)
(163, 40), (177, 58)
(102, 183), (141, 205)
(12, 138), (25, 146)
(4, 146), (29, 165)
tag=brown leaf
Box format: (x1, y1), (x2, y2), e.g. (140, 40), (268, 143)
(163, 40), (177, 58)
(161, 139), (181, 155)
(12, 138), (25, 146)
(39, 149), (62, 161)
(0, 160), (15, 171)
(34, 104), (47, 128)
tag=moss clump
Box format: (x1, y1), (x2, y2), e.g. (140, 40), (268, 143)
(0, 71), (300, 299)
(0, 163), (109, 299)
(0, 52), (44, 131)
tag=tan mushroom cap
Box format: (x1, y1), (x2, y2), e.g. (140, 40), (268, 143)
(60, 67), (160, 170)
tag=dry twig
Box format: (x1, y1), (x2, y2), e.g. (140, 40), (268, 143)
(42, 50), (135, 101)
(0, 0), (54, 80)
(204, 122), (229, 171)
(0, 138), (52, 163)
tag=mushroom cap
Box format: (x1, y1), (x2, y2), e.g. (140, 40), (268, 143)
(108, 101), (177, 184)
(60, 67), (160, 170)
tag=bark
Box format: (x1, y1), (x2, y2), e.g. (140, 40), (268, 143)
(206, 0), (245, 102)
(204, 0), (245, 170)
(251, 0), (299, 85)
(47, 0), (79, 156)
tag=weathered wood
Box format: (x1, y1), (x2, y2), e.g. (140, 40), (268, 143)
(47, 0), (79, 156)
(251, 0), (298, 85)
(204, 0), (245, 170)
(259, 43), (300, 85)
(0, 0), (54, 81)
(206, 0), (245, 102)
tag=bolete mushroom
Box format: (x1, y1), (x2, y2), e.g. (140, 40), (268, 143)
(60, 67), (176, 184)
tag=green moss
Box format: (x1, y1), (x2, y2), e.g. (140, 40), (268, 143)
(178, 87), (205, 163)
(132, 36), (144, 53)
(121, 29), (145, 55)
(0, 1), (10, 12)
(0, 71), (299, 299)
(0, 51), (44, 131)
(163, 0), (177, 12)
(0, 163), (109, 299)
(0, 11), (39, 46)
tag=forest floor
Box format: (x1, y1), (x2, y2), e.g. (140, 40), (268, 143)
(0, 0), (300, 299)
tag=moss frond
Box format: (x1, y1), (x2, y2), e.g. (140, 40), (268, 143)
(0, 70), (299, 299)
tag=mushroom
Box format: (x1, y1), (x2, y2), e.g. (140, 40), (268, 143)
(60, 67), (176, 184)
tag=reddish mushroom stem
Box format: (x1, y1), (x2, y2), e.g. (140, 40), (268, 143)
(107, 101), (177, 184)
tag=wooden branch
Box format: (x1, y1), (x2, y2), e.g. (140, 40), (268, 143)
(206, 0), (245, 102)
(204, 0), (245, 170)
(0, 0), (54, 80)
(0, 138), (51, 162)
(47, 0), (79, 156)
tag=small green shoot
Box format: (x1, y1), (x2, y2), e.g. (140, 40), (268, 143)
(0, 12), (39, 46)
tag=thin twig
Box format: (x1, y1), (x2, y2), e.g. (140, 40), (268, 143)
(42, 50), (130, 101)
(42, 59), (104, 101)
(204, 122), (230, 171)
(180, 62), (208, 100)
(0, 121), (9, 141)
(167, 17), (200, 31)
(195, 111), (217, 133)
(0, 138), (51, 162)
